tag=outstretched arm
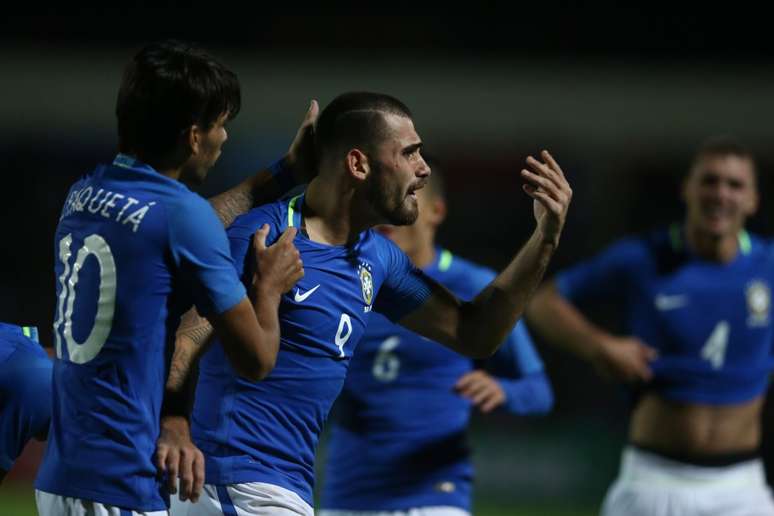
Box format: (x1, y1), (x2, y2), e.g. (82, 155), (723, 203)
(399, 151), (572, 358)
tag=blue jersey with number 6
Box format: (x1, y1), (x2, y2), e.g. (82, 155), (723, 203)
(556, 225), (774, 404)
(35, 155), (246, 511)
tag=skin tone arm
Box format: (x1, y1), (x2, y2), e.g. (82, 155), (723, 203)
(400, 151), (572, 359)
(157, 225), (303, 502)
(526, 280), (657, 383)
(208, 100), (319, 226)
(157, 101), (318, 502)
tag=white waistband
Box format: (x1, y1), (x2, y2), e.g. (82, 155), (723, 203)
(617, 446), (766, 490)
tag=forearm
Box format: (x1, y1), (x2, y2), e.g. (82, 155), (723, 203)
(526, 281), (610, 362)
(459, 231), (555, 356)
(163, 310), (214, 418)
(208, 157), (296, 227)
(246, 283), (282, 370)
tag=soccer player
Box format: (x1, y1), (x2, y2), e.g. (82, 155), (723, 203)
(34, 40), (305, 516)
(174, 92), (572, 515)
(319, 163), (554, 516)
(0, 323), (51, 484)
(526, 138), (774, 515)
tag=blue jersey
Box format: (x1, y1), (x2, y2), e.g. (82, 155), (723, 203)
(0, 324), (51, 472)
(191, 194), (434, 505)
(35, 155), (246, 511)
(557, 225), (774, 404)
(321, 249), (552, 512)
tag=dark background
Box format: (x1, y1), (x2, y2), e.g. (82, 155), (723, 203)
(1, 7), (773, 513)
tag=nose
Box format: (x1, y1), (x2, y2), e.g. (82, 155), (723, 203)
(417, 156), (431, 179)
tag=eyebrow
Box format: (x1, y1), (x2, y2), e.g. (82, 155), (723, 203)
(402, 142), (423, 154)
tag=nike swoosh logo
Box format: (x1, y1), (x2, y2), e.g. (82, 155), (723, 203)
(294, 284), (320, 303)
(654, 294), (688, 311)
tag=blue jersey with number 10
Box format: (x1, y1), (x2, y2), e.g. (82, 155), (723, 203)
(35, 155), (246, 511)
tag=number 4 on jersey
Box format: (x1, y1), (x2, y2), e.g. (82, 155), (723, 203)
(700, 320), (729, 370)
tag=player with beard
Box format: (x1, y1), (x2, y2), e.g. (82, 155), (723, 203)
(172, 92), (572, 516)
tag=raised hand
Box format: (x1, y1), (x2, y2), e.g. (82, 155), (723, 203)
(521, 150), (572, 248)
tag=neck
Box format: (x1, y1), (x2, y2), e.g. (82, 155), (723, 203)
(303, 174), (378, 245)
(684, 222), (741, 263)
(123, 152), (186, 183)
(405, 232), (436, 268)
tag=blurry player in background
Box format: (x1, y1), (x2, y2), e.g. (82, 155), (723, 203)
(527, 138), (774, 515)
(0, 323), (51, 484)
(171, 91), (571, 516)
(34, 40), (305, 516)
(320, 161), (553, 516)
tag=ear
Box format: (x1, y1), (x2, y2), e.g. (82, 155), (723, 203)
(183, 125), (201, 155)
(747, 188), (760, 217)
(427, 197), (447, 227)
(345, 149), (370, 182)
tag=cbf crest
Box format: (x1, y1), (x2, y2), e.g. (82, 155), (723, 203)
(358, 261), (374, 310)
(746, 280), (770, 327)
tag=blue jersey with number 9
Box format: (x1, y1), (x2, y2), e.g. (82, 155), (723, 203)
(191, 193), (434, 506)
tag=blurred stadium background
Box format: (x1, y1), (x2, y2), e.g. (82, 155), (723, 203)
(1, 7), (773, 515)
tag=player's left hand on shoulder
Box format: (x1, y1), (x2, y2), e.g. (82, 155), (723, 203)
(155, 415), (205, 503)
(455, 370), (506, 414)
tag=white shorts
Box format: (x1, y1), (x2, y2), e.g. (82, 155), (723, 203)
(170, 482), (313, 516)
(601, 446), (774, 516)
(36, 489), (168, 516)
(319, 507), (470, 516)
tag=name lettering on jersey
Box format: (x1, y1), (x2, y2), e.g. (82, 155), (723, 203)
(358, 262), (374, 312)
(746, 280), (770, 327)
(294, 284), (320, 303)
(654, 294), (689, 311)
(60, 186), (156, 233)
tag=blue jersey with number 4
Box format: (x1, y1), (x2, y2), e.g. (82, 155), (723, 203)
(557, 226), (774, 404)
(191, 194), (434, 505)
(35, 155), (246, 511)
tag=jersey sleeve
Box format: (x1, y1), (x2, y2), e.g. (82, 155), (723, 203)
(0, 337), (52, 471)
(483, 322), (553, 414)
(168, 194), (247, 318)
(226, 206), (281, 284)
(372, 235), (434, 322)
(555, 237), (645, 304)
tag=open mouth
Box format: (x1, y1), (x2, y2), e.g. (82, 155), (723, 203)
(406, 181), (426, 199)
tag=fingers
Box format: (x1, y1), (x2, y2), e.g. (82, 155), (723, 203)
(540, 150), (565, 179)
(480, 394), (503, 414)
(192, 449), (205, 503)
(155, 445), (168, 479)
(522, 184), (563, 214)
(276, 226), (298, 245)
(164, 448), (179, 495)
(254, 224), (270, 252)
(178, 447), (195, 501)
(303, 99), (319, 126)
(455, 370), (483, 391)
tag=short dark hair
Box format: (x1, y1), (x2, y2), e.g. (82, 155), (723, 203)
(690, 136), (756, 175)
(314, 92), (413, 162)
(116, 39), (241, 163)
